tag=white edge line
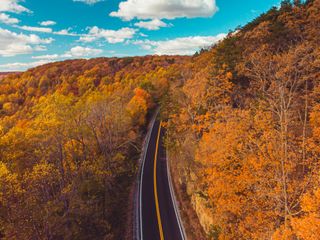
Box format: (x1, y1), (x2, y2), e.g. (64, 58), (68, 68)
(138, 109), (159, 240)
(166, 149), (187, 240)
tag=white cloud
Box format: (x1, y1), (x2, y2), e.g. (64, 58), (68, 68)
(1, 46), (104, 71)
(62, 46), (103, 58)
(0, 13), (19, 24)
(0, 0), (30, 13)
(32, 54), (59, 60)
(80, 26), (136, 43)
(13, 24), (78, 36)
(33, 45), (47, 51)
(54, 29), (70, 35)
(73, 0), (103, 5)
(0, 60), (51, 71)
(53, 29), (78, 36)
(110, 0), (217, 21)
(17, 25), (53, 33)
(0, 28), (53, 56)
(133, 33), (226, 55)
(39, 20), (56, 26)
(33, 46), (103, 60)
(134, 19), (170, 30)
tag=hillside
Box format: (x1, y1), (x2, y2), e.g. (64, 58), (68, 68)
(163, 0), (320, 239)
(0, 55), (188, 239)
(0, 73), (18, 81)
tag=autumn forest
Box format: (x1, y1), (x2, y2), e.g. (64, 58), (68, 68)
(1, 0), (320, 239)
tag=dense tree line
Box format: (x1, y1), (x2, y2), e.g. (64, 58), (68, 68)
(0, 56), (185, 239)
(163, 0), (320, 239)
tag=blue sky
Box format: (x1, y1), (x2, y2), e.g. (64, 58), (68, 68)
(0, 0), (281, 71)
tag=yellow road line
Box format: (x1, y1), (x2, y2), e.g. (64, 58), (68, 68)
(154, 121), (165, 240)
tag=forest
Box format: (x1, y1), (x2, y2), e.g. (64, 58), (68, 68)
(163, 0), (320, 239)
(0, 0), (320, 239)
(0, 56), (187, 239)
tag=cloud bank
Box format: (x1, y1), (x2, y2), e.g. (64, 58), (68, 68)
(110, 0), (217, 20)
(134, 19), (170, 30)
(0, 28), (53, 56)
(0, 0), (30, 13)
(39, 20), (56, 26)
(73, 0), (103, 5)
(133, 33), (226, 55)
(80, 26), (136, 43)
(0, 13), (19, 24)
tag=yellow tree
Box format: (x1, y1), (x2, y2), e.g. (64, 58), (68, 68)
(288, 103), (320, 240)
(0, 163), (25, 239)
(127, 88), (153, 126)
(238, 42), (319, 237)
(196, 108), (280, 239)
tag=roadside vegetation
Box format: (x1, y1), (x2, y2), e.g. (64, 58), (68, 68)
(0, 56), (186, 239)
(163, 0), (320, 239)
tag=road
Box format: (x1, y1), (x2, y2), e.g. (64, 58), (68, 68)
(138, 119), (185, 240)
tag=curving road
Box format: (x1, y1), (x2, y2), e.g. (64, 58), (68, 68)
(138, 118), (185, 240)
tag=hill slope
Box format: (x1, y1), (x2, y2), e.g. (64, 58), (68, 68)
(0, 72), (18, 81)
(0, 55), (188, 239)
(163, 0), (320, 239)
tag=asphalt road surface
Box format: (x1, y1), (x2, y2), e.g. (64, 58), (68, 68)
(140, 120), (184, 240)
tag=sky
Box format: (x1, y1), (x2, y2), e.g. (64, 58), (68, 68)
(0, 0), (281, 72)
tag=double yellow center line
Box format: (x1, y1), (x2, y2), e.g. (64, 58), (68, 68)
(154, 121), (165, 240)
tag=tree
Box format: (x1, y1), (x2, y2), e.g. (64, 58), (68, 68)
(0, 163), (25, 239)
(127, 88), (153, 126)
(238, 42), (320, 238)
(195, 109), (282, 239)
